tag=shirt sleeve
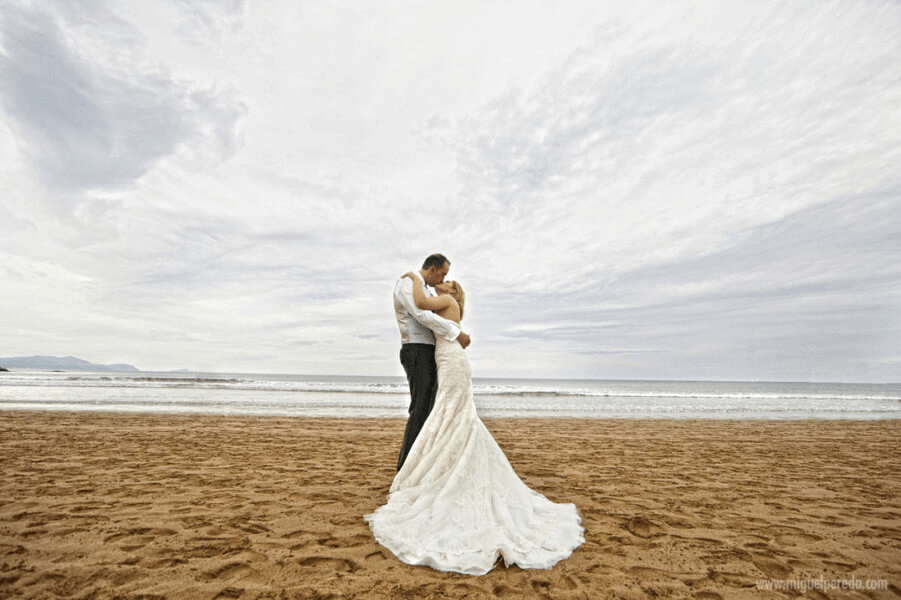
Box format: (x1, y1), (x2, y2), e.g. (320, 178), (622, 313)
(396, 277), (461, 342)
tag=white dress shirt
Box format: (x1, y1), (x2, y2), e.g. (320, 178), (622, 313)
(393, 272), (461, 345)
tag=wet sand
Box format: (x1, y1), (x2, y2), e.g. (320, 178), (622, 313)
(0, 412), (898, 599)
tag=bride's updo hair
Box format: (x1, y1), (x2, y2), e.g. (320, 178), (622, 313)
(446, 280), (465, 319)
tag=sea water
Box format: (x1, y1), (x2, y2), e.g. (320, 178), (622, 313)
(1, 371), (898, 419)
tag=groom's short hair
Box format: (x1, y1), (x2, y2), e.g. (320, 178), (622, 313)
(422, 253), (449, 270)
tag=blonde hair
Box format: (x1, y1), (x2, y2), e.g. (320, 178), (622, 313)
(447, 280), (465, 319)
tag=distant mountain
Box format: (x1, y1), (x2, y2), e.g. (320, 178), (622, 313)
(0, 355), (140, 372)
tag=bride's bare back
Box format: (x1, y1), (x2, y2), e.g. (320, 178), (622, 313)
(404, 272), (462, 323)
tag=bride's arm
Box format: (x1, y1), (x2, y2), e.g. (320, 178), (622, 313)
(403, 272), (454, 313)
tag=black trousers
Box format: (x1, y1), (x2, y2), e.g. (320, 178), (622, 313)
(397, 343), (438, 471)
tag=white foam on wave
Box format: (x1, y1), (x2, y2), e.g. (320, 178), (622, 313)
(1, 370), (898, 419)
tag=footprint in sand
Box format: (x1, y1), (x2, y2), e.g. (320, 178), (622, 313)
(317, 533), (371, 548)
(451, 582), (483, 596)
(183, 518), (215, 532)
(146, 557), (187, 569)
(561, 575), (579, 590)
(104, 527), (177, 552)
(707, 570), (756, 588)
(183, 536), (250, 559)
(283, 529), (330, 541)
(0, 544), (26, 556)
(104, 527), (177, 543)
(200, 561), (256, 582)
(775, 532), (822, 546)
(627, 566), (675, 579)
(212, 587), (244, 600)
(627, 516), (664, 538)
(751, 556), (792, 580)
(492, 584), (518, 598)
(19, 528), (49, 539)
(297, 556), (359, 573)
(232, 522), (270, 534)
(530, 578), (552, 594)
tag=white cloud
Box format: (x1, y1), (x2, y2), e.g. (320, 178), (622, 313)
(0, 1), (247, 200)
(0, 0), (898, 381)
(172, 0), (246, 40)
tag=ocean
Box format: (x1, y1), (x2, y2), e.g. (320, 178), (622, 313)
(0, 370), (898, 419)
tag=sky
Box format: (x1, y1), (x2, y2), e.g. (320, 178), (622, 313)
(1, 0), (899, 382)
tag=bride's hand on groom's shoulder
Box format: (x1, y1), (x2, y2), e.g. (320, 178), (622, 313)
(402, 271), (416, 280)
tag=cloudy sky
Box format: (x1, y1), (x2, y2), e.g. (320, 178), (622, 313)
(1, 0), (899, 382)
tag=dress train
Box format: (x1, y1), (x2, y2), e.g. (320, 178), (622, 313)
(365, 337), (584, 575)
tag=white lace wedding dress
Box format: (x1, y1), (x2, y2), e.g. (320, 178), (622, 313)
(365, 337), (585, 575)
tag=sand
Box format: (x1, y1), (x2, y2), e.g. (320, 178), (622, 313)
(0, 412), (898, 599)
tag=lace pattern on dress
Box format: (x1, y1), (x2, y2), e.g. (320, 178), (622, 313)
(365, 337), (585, 575)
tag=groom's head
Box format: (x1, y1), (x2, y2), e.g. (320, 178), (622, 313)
(421, 253), (450, 287)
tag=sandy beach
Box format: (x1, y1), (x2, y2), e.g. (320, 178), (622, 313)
(0, 412), (898, 599)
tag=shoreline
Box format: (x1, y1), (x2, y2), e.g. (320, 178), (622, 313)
(2, 374), (898, 421)
(1, 412), (898, 599)
(1, 407), (899, 420)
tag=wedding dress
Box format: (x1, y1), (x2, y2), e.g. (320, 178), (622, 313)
(365, 336), (585, 575)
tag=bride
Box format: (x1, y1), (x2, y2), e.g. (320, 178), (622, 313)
(365, 273), (584, 575)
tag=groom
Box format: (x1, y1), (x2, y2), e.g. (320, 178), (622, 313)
(393, 253), (471, 471)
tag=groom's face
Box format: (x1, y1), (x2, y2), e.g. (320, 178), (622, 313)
(425, 262), (450, 287)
